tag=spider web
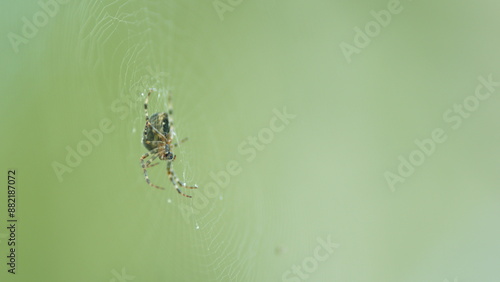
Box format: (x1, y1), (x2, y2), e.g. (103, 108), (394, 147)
(7, 1), (500, 281)
(66, 1), (264, 281)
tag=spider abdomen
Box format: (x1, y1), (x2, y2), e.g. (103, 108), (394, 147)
(142, 112), (170, 151)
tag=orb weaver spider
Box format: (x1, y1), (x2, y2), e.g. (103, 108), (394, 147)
(140, 89), (198, 198)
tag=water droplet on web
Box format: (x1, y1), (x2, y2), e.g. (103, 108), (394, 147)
(195, 223), (200, 230)
(219, 195), (223, 200)
(167, 198), (172, 204)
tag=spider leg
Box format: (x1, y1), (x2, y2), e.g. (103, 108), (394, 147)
(143, 140), (166, 147)
(167, 161), (197, 198)
(167, 92), (174, 119)
(166, 93), (177, 140)
(146, 121), (168, 141)
(169, 161), (198, 190)
(172, 137), (188, 148)
(144, 89), (169, 141)
(165, 94), (190, 148)
(167, 161), (198, 190)
(144, 154), (161, 168)
(140, 149), (166, 190)
(146, 162), (160, 168)
(144, 89), (153, 121)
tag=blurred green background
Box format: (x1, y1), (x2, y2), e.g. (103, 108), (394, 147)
(1, 0), (499, 281)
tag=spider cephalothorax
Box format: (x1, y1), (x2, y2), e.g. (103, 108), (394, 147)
(140, 89), (198, 198)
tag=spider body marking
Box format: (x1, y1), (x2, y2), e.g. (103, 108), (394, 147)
(140, 89), (197, 198)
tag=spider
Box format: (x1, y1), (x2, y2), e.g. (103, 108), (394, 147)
(140, 89), (198, 198)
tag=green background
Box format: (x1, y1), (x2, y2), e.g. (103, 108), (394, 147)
(1, 0), (499, 281)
